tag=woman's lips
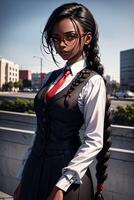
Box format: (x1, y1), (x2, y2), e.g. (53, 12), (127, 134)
(58, 50), (71, 59)
(60, 51), (68, 55)
(59, 51), (70, 58)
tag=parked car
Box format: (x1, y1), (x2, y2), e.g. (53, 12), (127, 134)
(115, 90), (134, 98)
(22, 88), (33, 92)
(124, 90), (134, 98)
(115, 91), (125, 98)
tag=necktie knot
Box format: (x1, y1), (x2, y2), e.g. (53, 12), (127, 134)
(46, 68), (71, 101)
(64, 69), (70, 77)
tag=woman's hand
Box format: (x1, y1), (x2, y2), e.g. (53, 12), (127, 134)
(13, 182), (21, 200)
(47, 186), (64, 200)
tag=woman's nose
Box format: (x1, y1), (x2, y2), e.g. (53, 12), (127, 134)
(59, 40), (66, 47)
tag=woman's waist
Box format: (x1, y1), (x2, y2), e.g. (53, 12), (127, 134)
(32, 134), (81, 156)
(46, 139), (81, 149)
(45, 136), (81, 155)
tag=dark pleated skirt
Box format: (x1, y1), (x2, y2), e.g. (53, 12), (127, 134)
(20, 146), (94, 200)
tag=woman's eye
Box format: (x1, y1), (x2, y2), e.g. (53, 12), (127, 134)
(66, 35), (77, 41)
(51, 37), (59, 43)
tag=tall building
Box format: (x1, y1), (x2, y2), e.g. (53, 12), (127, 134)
(19, 70), (32, 80)
(120, 49), (134, 91)
(32, 73), (46, 90)
(0, 58), (19, 90)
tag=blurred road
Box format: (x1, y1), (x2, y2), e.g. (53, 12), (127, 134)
(0, 91), (36, 99)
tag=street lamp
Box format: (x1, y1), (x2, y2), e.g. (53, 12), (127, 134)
(33, 56), (43, 87)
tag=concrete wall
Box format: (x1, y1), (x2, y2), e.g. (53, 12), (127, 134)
(0, 111), (134, 199)
(90, 124), (134, 200)
(0, 110), (36, 131)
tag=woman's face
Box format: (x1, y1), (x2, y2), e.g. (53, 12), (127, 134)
(50, 18), (91, 64)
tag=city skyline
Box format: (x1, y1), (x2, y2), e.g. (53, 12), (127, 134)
(0, 0), (134, 82)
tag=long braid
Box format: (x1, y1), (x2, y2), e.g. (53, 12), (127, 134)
(95, 96), (112, 199)
(84, 22), (104, 76)
(64, 68), (91, 107)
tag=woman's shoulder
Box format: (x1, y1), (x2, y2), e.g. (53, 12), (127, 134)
(43, 68), (63, 84)
(81, 73), (105, 94)
(87, 73), (104, 86)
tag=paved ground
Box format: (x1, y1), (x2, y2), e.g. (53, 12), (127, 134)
(0, 191), (13, 200)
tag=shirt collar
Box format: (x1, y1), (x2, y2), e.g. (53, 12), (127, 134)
(64, 59), (86, 76)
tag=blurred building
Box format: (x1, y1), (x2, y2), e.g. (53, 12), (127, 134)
(32, 72), (46, 90)
(105, 75), (111, 83)
(0, 58), (19, 90)
(104, 74), (119, 95)
(120, 49), (134, 91)
(19, 70), (32, 80)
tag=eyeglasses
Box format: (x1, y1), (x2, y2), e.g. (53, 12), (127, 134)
(50, 32), (87, 46)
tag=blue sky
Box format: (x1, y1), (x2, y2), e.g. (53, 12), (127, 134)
(0, 0), (134, 82)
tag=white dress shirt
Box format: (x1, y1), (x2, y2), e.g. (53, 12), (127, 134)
(17, 59), (106, 192)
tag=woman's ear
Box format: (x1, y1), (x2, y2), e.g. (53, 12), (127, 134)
(85, 32), (92, 45)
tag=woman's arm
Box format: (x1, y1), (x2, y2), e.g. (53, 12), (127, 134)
(56, 75), (106, 192)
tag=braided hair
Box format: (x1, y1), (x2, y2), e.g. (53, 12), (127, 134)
(42, 3), (111, 199)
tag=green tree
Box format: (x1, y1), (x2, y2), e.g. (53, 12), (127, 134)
(14, 81), (20, 91)
(18, 79), (23, 90)
(2, 83), (8, 91)
(7, 81), (14, 91)
(14, 81), (20, 88)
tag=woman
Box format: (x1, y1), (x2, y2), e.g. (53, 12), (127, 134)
(14, 2), (111, 200)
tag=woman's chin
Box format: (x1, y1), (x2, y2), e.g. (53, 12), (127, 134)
(60, 55), (70, 60)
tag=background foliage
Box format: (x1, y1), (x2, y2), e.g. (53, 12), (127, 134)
(112, 103), (134, 126)
(0, 98), (34, 114)
(0, 98), (134, 126)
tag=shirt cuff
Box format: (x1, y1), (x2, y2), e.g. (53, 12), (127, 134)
(56, 170), (82, 192)
(56, 174), (74, 192)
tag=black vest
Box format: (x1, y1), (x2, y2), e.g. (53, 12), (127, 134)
(33, 68), (96, 157)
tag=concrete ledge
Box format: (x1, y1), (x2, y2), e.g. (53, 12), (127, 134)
(0, 110), (36, 131)
(111, 125), (134, 150)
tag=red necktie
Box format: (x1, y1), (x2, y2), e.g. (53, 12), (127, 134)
(46, 69), (70, 100)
